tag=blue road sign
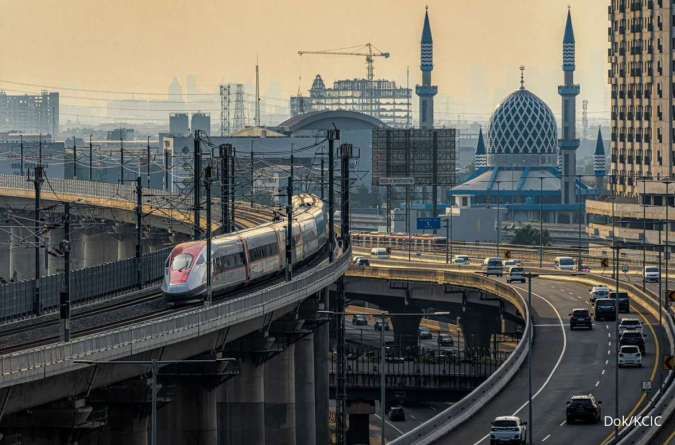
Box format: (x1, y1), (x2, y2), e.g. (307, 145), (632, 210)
(416, 217), (441, 230)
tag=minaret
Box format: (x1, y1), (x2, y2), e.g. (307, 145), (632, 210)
(416, 6), (437, 129)
(474, 127), (487, 168)
(593, 128), (607, 194)
(558, 8), (580, 205)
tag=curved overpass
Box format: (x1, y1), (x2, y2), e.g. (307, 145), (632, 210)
(361, 256), (673, 445)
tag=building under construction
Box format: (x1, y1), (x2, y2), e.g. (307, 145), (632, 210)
(290, 74), (412, 128)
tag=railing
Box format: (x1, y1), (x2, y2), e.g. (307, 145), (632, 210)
(350, 267), (531, 445)
(0, 249), (350, 390)
(0, 248), (171, 322)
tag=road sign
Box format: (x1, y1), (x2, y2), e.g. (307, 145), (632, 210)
(417, 217), (441, 230)
(379, 177), (415, 186)
(665, 355), (675, 370)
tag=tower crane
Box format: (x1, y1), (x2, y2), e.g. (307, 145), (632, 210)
(297, 43), (390, 82)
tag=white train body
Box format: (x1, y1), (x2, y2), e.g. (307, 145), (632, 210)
(162, 194), (327, 304)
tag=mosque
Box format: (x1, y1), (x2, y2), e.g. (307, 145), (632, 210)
(449, 9), (606, 224)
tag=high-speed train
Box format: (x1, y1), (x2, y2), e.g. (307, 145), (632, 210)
(161, 194), (328, 304)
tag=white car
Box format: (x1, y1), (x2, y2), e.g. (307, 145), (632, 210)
(489, 416), (527, 445)
(589, 286), (609, 303)
(644, 266), (660, 283)
(618, 345), (642, 367)
(555, 256), (576, 271)
(503, 259), (522, 268)
(507, 266), (526, 284)
(452, 255), (471, 266)
(618, 318), (644, 337)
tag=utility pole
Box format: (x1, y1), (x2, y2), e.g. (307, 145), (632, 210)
(539, 177), (544, 267)
(249, 150), (254, 208)
(340, 144), (351, 251)
(19, 134), (24, 176)
(193, 131), (201, 240)
(204, 165), (213, 305)
(320, 157), (325, 201)
(147, 136), (151, 187)
(328, 129), (339, 262)
(32, 135), (44, 315)
(89, 135), (93, 180)
(219, 144), (232, 234)
(72, 138), (77, 179)
(135, 176), (143, 289)
(120, 130), (125, 184)
(60, 202), (71, 342)
(285, 169), (293, 281)
(230, 148), (236, 230)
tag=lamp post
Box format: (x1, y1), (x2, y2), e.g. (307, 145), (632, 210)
(74, 358), (235, 445)
(320, 310), (450, 445)
(612, 242), (621, 444)
(641, 176), (648, 290)
(524, 271), (538, 445)
(539, 176), (544, 268)
(663, 179), (672, 318)
(496, 180), (501, 257)
(576, 175), (582, 271)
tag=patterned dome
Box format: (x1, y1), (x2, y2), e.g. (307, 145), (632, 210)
(487, 88), (558, 167)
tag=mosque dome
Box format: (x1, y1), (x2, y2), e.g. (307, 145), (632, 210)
(486, 87), (558, 167)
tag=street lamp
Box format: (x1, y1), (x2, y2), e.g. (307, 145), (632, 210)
(539, 176), (544, 268)
(320, 310), (450, 445)
(523, 271), (538, 445)
(663, 179), (672, 322)
(73, 358), (235, 445)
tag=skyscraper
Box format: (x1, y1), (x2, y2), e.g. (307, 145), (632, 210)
(558, 8), (580, 206)
(416, 6), (437, 129)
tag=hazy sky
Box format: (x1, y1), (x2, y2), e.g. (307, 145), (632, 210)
(0, 0), (610, 122)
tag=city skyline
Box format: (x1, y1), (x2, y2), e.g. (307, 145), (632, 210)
(0, 0), (610, 124)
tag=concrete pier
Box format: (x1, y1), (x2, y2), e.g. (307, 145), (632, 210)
(116, 224), (137, 261)
(218, 359), (265, 445)
(159, 382), (217, 445)
(313, 294), (330, 445)
(264, 344), (296, 445)
(83, 230), (118, 267)
(294, 334), (316, 445)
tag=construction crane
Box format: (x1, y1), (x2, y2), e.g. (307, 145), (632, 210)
(297, 43), (390, 82)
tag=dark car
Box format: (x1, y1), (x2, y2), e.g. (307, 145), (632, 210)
(388, 406), (405, 421)
(566, 395), (602, 424)
(619, 329), (645, 353)
(594, 298), (616, 321)
(418, 327), (433, 340)
(609, 292), (630, 313)
(352, 314), (368, 326)
(569, 308), (592, 330)
(374, 319), (390, 331)
(438, 333), (454, 347)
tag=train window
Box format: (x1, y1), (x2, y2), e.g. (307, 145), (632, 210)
(195, 254), (205, 265)
(214, 252), (245, 273)
(249, 242), (279, 261)
(171, 254), (193, 271)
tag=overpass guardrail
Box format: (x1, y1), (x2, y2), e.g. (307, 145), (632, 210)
(348, 266), (531, 445)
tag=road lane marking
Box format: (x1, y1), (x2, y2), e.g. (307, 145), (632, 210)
(605, 359), (609, 365)
(607, 349), (611, 355)
(608, 333), (611, 338)
(471, 285), (568, 445)
(601, 369), (605, 375)
(542, 434), (551, 442)
(606, 324), (609, 330)
(373, 414), (404, 435)
(595, 380), (600, 387)
(559, 420), (566, 426)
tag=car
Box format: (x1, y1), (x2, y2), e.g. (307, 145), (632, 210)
(618, 318), (644, 336)
(503, 259), (522, 268)
(569, 308), (592, 330)
(619, 329), (645, 354)
(618, 345), (642, 367)
(593, 298), (616, 321)
(352, 314), (368, 326)
(644, 266), (660, 283)
(452, 255), (471, 266)
(489, 416), (527, 445)
(589, 286), (609, 303)
(506, 266), (526, 283)
(566, 394), (602, 424)
(418, 327), (433, 339)
(388, 406), (405, 421)
(354, 257), (370, 267)
(438, 333), (454, 347)
(370, 247), (390, 259)
(484, 257), (504, 277)
(609, 291), (630, 313)
(374, 319), (390, 331)
(352, 256), (363, 264)
(555, 256), (576, 271)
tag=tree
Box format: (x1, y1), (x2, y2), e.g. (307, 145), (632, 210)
(511, 224), (551, 246)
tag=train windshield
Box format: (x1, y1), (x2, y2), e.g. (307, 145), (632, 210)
(171, 254), (193, 271)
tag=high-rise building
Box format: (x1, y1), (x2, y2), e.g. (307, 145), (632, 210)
(191, 112), (210, 136)
(416, 6), (437, 129)
(608, 0), (672, 194)
(169, 113), (189, 136)
(0, 91), (59, 137)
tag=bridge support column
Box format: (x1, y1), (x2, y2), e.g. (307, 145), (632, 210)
(314, 292), (330, 445)
(162, 382), (217, 445)
(346, 400), (374, 445)
(83, 230), (118, 267)
(47, 227), (65, 276)
(391, 314), (422, 353)
(460, 307), (500, 358)
(0, 228), (10, 282)
(9, 226), (44, 281)
(116, 224), (136, 261)
(218, 359), (265, 445)
(295, 334), (316, 445)
(264, 344), (296, 445)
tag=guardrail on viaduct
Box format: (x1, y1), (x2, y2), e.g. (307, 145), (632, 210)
(0, 249), (351, 392)
(347, 267), (531, 445)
